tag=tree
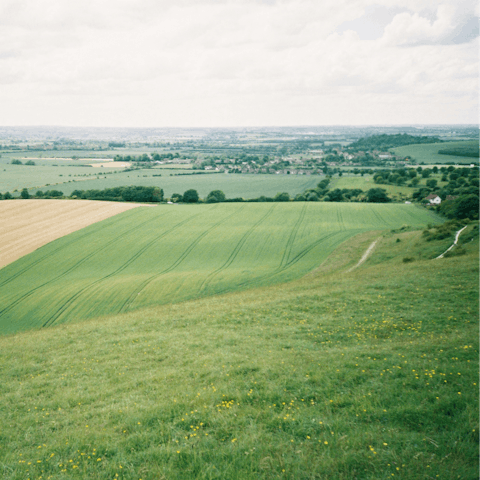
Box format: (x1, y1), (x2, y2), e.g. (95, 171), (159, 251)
(325, 189), (344, 202)
(206, 190), (226, 203)
(4, 192), (12, 199)
(20, 188), (30, 199)
(45, 190), (63, 197)
(25, 160), (35, 166)
(426, 179), (437, 189)
(183, 189), (199, 203)
(453, 195), (479, 220)
(170, 193), (183, 203)
(274, 192), (290, 202)
(410, 177), (420, 186)
(36, 190), (44, 197)
(366, 188), (391, 203)
(11, 159), (22, 165)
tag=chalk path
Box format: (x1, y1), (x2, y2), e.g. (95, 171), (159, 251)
(347, 238), (380, 272)
(436, 226), (467, 259)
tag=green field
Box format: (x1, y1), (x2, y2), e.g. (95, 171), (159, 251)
(0, 161), (326, 199)
(329, 176), (414, 198)
(0, 220), (477, 480)
(49, 172), (325, 199)
(391, 140), (478, 165)
(0, 203), (442, 335)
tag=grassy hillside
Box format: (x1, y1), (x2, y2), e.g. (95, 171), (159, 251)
(0, 203), (442, 334)
(391, 141), (478, 165)
(0, 224), (477, 479)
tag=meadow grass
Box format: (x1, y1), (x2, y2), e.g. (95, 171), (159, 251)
(0, 225), (477, 479)
(0, 203), (443, 334)
(390, 141), (478, 165)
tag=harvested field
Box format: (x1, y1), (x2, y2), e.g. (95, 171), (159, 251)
(0, 200), (144, 269)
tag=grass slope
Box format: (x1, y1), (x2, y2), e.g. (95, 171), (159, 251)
(0, 203), (442, 334)
(0, 225), (477, 479)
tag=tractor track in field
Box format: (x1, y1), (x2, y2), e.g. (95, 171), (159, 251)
(0, 210), (167, 318)
(197, 204), (278, 296)
(42, 210), (205, 328)
(279, 202), (308, 267)
(217, 231), (341, 296)
(118, 205), (246, 313)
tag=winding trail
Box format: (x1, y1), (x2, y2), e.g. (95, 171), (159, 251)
(347, 237), (380, 272)
(436, 226), (467, 259)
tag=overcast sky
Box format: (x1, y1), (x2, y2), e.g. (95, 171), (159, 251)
(0, 0), (478, 127)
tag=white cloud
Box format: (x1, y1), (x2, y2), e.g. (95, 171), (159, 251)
(0, 0), (477, 126)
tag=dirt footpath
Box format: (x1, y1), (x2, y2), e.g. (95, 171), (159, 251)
(0, 200), (144, 270)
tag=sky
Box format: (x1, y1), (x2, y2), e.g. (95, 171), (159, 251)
(0, 0), (478, 127)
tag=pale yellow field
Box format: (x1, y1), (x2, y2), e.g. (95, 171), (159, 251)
(0, 200), (144, 269)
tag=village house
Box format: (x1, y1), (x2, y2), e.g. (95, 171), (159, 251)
(425, 193), (442, 205)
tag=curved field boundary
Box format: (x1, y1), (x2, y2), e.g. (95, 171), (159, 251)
(0, 209), (135, 289)
(231, 231), (344, 294)
(0, 209), (170, 318)
(0, 200), (146, 270)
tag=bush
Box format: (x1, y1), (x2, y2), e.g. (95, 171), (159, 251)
(422, 220), (461, 241)
(274, 192), (290, 202)
(183, 189), (199, 203)
(44, 190), (63, 198)
(403, 257), (415, 263)
(11, 159), (22, 165)
(444, 246), (466, 257)
(366, 188), (391, 203)
(25, 160), (36, 166)
(206, 190), (226, 203)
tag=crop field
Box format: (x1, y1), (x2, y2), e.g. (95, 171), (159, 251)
(0, 200), (144, 269)
(0, 202), (442, 335)
(0, 158), (325, 198)
(30, 171), (325, 199)
(391, 140), (478, 164)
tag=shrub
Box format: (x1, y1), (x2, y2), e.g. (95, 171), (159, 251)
(274, 192), (290, 202)
(206, 190), (226, 203)
(444, 246), (466, 258)
(183, 189), (199, 203)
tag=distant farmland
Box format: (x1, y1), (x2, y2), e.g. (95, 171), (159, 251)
(391, 140), (479, 164)
(0, 203), (442, 334)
